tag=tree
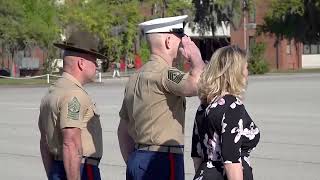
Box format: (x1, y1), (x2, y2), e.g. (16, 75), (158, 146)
(0, 0), (25, 71)
(248, 42), (269, 74)
(140, 0), (192, 17)
(60, 0), (142, 63)
(22, 0), (61, 73)
(0, 0), (60, 74)
(192, 0), (254, 37)
(259, 0), (320, 43)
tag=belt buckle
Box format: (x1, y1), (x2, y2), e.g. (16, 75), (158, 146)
(82, 157), (100, 166)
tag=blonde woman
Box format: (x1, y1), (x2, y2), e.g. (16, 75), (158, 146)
(191, 46), (260, 180)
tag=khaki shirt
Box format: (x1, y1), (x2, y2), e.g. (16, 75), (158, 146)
(38, 73), (102, 158)
(119, 54), (188, 146)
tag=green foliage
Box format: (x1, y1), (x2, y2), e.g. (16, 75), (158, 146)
(141, 0), (192, 18)
(0, 0), (60, 74)
(42, 58), (58, 74)
(22, 0), (60, 47)
(192, 0), (254, 36)
(248, 42), (269, 74)
(0, 0), (25, 52)
(0, 0), (60, 48)
(166, 1), (193, 17)
(138, 39), (151, 64)
(259, 0), (320, 43)
(60, 0), (142, 62)
(0, 0), (196, 73)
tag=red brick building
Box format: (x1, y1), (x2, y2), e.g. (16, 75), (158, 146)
(231, 0), (302, 70)
(0, 47), (46, 77)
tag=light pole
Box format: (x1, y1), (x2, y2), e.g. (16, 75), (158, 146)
(243, 0), (249, 51)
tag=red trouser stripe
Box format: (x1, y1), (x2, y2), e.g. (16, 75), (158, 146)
(169, 153), (175, 180)
(86, 164), (95, 180)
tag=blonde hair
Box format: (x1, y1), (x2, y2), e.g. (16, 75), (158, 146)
(198, 45), (248, 104)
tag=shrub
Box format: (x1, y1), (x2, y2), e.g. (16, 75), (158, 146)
(138, 39), (150, 64)
(248, 42), (269, 74)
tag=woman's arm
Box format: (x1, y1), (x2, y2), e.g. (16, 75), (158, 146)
(224, 163), (243, 180)
(192, 157), (203, 172)
(191, 114), (204, 173)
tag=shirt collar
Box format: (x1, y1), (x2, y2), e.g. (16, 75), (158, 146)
(62, 72), (87, 94)
(150, 54), (170, 66)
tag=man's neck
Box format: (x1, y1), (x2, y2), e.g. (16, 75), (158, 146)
(152, 51), (173, 66)
(63, 70), (85, 85)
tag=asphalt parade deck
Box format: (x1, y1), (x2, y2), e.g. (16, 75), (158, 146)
(0, 73), (319, 180)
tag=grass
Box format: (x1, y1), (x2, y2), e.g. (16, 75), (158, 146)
(0, 77), (58, 86)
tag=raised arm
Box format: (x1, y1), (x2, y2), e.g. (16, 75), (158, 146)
(162, 36), (205, 97)
(179, 36), (205, 96)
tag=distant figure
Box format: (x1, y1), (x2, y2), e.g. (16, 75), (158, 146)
(112, 62), (121, 78)
(38, 30), (105, 180)
(191, 45), (260, 180)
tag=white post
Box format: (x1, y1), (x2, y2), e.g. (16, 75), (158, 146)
(243, 11), (247, 50)
(98, 72), (102, 83)
(46, 74), (50, 84)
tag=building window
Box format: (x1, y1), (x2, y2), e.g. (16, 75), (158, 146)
(303, 42), (320, 54)
(311, 44), (318, 54)
(286, 40), (291, 55)
(303, 44), (311, 54)
(249, 36), (255, 50)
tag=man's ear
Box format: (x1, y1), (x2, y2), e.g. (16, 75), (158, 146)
(77, 58), (85, 71)
(165, 35), (171, 49)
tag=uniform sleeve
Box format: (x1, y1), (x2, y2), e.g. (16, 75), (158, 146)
(119, 87), (129, 121)
(119, 98), (129, 121)
(59, 92), (88, 129)
(220, 104), (245, 164)
(161, 68), (189, 96)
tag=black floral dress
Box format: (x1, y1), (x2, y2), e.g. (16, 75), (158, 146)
(191, 95), (260, 180)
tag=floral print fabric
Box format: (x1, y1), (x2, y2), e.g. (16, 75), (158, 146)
(191, 95), (260, 180)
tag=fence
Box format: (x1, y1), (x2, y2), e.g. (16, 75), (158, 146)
(0, 72), (103, 83)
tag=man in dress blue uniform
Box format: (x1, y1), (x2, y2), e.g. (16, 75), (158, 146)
(38, 30), (105, 180)
(118, 15), (205, 180)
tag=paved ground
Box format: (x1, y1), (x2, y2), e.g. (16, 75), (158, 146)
(0, 73), (319, 180)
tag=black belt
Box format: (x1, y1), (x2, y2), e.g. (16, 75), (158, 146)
(82, 156), (101, 166)
(53, 155), (101, 166)
(135, 144), (184, 154)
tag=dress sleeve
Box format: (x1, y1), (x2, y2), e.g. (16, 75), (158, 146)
(191, 121), (202, 158)
(191, 105), (205, 158)
(220, 103), (245, 164)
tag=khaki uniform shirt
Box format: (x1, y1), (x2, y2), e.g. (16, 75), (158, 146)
(38, 73), (102, 159)
(119, 54), (188, 146)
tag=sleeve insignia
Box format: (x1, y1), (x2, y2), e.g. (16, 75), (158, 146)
(167, 69), (185, 84)
(67, 97), (80, 120)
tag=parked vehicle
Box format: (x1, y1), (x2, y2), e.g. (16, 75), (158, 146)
(0, 69), (10, 76)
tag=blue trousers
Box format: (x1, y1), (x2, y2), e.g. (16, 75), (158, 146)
(126, 150), (184, 180)
(49, 160), (101, 180)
